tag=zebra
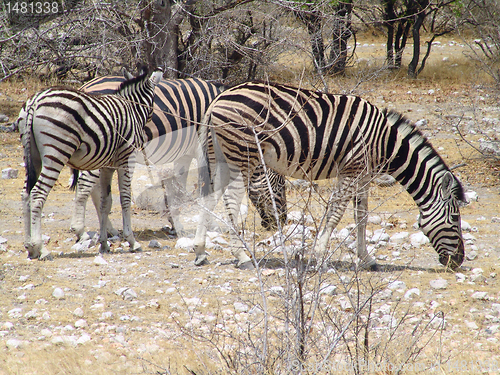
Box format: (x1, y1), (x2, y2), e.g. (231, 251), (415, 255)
(19, 67), (163, 260)
(193, 81), (466, 270)
(70, 75), (288, 239)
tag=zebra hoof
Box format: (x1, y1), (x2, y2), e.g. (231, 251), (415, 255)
(194, 254), (209, 266)
(237, 260), (255, 270)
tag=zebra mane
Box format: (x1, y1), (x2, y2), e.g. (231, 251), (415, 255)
(116, 68), (149, 94)
(384, 109), (467, 202)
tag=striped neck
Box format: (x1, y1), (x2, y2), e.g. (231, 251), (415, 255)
(384, 111), (456, 207)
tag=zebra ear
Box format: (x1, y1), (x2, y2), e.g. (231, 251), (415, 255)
(149, 68), (163, 86)
(441, 171), (454, 200)
(121, 67), (134, 80)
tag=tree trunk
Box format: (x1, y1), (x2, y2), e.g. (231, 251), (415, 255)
(295, 9), (325, 74)
(383, 0), (396, 67)
(408, 12), (425, 78)
(141, 0), (199, 79)
(329, 0), (352, 74)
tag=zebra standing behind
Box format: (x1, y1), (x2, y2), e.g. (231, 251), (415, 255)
(71, 75), (288, 238)
(194, 81), (466, 270)
(19, 68), (162, 260)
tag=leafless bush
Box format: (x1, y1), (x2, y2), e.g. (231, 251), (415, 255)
(460, 0), (500, 86)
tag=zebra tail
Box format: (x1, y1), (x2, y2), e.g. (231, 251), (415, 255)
(69, 169), (79, 191)
(197, 114), (212, 197)
(21, 104), (38, 194)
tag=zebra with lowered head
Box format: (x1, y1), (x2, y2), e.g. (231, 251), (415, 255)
(194, 81), (467, 270)
(19, 67), (163, 260)
(71, 75), (288, 240)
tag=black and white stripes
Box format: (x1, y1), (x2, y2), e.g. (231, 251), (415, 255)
(194, 81), (466, 269)
(20, 68), (162, 259)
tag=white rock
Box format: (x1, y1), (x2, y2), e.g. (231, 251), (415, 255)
(466, 251), (478, 261)
(371, 229), (390, 243)
(390, 232), (409, 243)
(52, 287), (65, 299)
(338, 297), (353, 312)
(77, 334), (91, 345)
(24, 309), (38, 319)
(234, 302), (249, 313)
(270, 286), (284, 295)
(471, 268), (484, 275)
(387, 280), (406, 291)
(367, 215), (382, 225)
(40, 328), (52, 337)
(6, 339), (23, 349)
(320, 285), (337, 296)
(465, 191), (478, 202)
(0, 236), (7, 244)
(430, 279), (448, 290)
(461, 220), (471, 231)
(175, 237), (194, 250)
(410, 232), (429, 247)
(404, 288), (421, 299)
(465, 321), (479, 330)
(455, 273), (466, 282)
(115, 287), (137, 301)
(415, 119), (428, 127)
(287, 211), (314, 224)
(2, 322), (14, 330)
(463, 233), (476, 242)
(148, 240), (161, 248)
(491, 304), (500, 316)
(471, 291), (489, 300)
(93, 255), (108, 266)
(184, 297), (202, 306)
(100, 311), (113, 320)
(2, 168), (19, 179)
(74, 319), (87, 328)
(8, 308), (23, 319)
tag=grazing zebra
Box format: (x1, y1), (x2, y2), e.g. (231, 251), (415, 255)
(71, 75), (287, 239)
(19, 68), (163, 260)
(194, 81), (466, 270)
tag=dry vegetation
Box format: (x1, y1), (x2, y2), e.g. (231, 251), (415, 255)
(1, 35), (500, 374)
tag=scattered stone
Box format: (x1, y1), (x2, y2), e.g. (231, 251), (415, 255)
(115, 287), (137, 301)
(52, 287), (65, 299)
(320, 285), (337, 296)
(471, 291), (489, 300)
(415, 119), (428, 127)
(93, 255), (108, 266)
(2, 322), (14, 330)
(465, 191), (479, 202)
(338, 297), (353, 312)
(148, 240), (161, 249)
(0, 114), (9, 122)
(1, 168), (18, 179)
(387, 280), (406, 291)
(8, 308), (23, 319)
(404, 288), (421, 299)
(430, 279), (448, 290)
(74, 319), (87, 328)
(24, 309), (38, 319)
(492, 217), (500, 223)
(234, 302), (249, 313)
(479, 140), (500, 156)
(455, 273), (467, 283)
(410, 232), (430, 247)
(73, 307), (84, 317)
(465, 321), (479, 330)
(390, 232), (409, 243)
(175, 237), (194, 250)
(466, 251), (478, 261)
(6, 339), (23, 349)
(461, 220), (471, 231)
(0, 236), (7, 244)
(367, 215), (382, 225)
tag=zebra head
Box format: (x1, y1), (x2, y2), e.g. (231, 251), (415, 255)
(418, 171), (467, 270)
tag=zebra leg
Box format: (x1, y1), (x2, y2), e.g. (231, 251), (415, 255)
(71, 170), (119, 240)
(98, 168), (114, 254)
(162, 154), (193, 236)
(223, 167), (253, 269)
(316, 177), (355, 254)
(24, 169), (59, 260)
(117, 166), (142, 252)
(353, 177), (377, 270)
(89, 183), (119, 238)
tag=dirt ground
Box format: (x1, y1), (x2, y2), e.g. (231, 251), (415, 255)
(1, 38), (500, 374)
